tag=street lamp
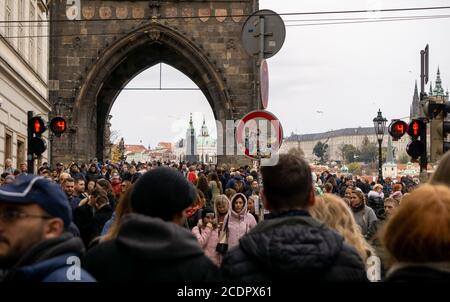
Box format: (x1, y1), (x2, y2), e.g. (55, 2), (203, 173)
(373, 109), (387, 183)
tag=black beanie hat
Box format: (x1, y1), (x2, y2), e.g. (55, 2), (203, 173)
(201, 207), (215, 219)
(131, 167), (197, 220)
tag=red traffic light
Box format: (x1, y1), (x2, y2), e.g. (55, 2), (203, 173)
(388, 120), (408, 140)
(29, 116), (46, 135)
(407, 119), (425, 139)
(50, 117), (67, 135)
(406, 140), (425, 159)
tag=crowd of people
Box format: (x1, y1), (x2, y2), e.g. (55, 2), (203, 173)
(0, 150), (450, 282)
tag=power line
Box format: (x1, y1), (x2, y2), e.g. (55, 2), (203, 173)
(3, 13), (450, 28)
(2, 14), (450, 39)
(285, 15), (450, 27)
(0, 5), (450, 24)
(283, 14), (450, 22)
(105, 87), (200, 91)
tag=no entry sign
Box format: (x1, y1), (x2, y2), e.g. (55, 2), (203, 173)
(235, 110), (283, 160)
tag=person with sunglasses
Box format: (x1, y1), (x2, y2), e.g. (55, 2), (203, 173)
(0, 175), (95, 282)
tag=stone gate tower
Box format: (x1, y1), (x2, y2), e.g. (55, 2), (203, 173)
(49, 0), (259, 165)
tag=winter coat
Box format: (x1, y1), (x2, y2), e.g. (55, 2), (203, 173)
(73, 204), (113, 247)
(367, 191), (385, 219)
(352, 205), (378, 237)
(192, 220), (222, 266)
(186, 207), (203, 230)
(187, 171), (198, 184)
(1, 233), (95, 282)
(84, 213), (222, 282)
(225, 193), (257, 249)
(221, 211), (368, 282)
(385, 262), (450, 282)
(209, 181), (222, 204)
(225, 175), (245, 190)
(85, 170), (99, 183)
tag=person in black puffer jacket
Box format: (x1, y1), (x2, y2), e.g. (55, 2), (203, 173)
(221, 154), (368, 282)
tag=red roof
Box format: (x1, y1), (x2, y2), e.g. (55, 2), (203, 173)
(125, 144), (147, 153)
(157, 142), (173, 152)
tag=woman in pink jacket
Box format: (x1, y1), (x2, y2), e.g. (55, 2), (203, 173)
(192, 208), (222, 266)
(225, 193), (257, 249)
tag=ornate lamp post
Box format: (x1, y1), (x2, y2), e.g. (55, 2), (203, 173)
(373, 109), (387, 183)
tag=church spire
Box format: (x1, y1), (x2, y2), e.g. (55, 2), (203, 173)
(429, 82), (433, 96)
(433, 67), (445, 96)
(386, 136), (394, 163)
(410, 80), (421, 119)
(413, 80), (418, 99)
(200, 116), (209, 137)
(188, 113), (194, 129)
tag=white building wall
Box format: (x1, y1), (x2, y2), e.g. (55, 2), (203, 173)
(0, 0), (50, 173)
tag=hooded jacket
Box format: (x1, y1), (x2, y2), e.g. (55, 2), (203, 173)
(225, 193), (257, 249)
(1, 233), (95, 282)
(84, 213), (221, 281)
(221, 212), (367, 282)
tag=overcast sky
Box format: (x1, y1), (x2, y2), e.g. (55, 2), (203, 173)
(110, 0), (450, 148)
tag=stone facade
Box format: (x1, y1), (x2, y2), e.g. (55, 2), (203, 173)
(49, 0), (258, 166)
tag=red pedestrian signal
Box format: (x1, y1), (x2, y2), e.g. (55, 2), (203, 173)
(50, 117), (67, 136)
(407, 119), (425, 139)
(29, 116), (46, 135)
(388, 120), (408, 140)
(28, 115), (47, 156)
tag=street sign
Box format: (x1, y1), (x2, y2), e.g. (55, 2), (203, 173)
(235, 110), (283, 160)
(241, 9), (286, 59)
(260, 59), (269, 109)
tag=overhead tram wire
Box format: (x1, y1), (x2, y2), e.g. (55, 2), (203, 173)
(285, 14), (450, 27)
(4, 13), (450, 28)
(0, 5), (450, 24)
(2, 14), (450, 39)
(104, 87), (201, 91)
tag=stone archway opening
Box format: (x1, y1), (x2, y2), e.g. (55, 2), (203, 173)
(108, 63), (218, 164)
(56, 23), (238, 164)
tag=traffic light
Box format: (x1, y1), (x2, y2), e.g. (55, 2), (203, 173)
(406, 119), (426, 160)
(426, 99), (450, 161)
(49, 116), (68, 136)
(28, 116), (47, 156)
(388, 120), (408, 140)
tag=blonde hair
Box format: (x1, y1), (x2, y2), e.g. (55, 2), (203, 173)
(382, 184), (450, 263)
(213, 194), (230, 219)
(310, 193), (374, 263)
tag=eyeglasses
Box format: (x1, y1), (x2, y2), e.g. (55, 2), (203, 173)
(0, 210), (53, 224)
(204, 213), (215, 219)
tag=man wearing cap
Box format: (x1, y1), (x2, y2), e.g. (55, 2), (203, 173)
(0, 175), (95, 282)
(84, 167), (221, 281)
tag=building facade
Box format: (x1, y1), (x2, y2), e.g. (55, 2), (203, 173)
(0, 0), (50, 173)
(174, 115), (217, 164)
(281, 127), (409, 163)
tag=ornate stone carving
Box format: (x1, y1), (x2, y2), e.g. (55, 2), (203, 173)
(116, 6), (128, 19)
(198, 8), (210, 22)
(99, 7), (112, 19)
(215, 9), (227, 22)
(82, 6), (95, 19)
